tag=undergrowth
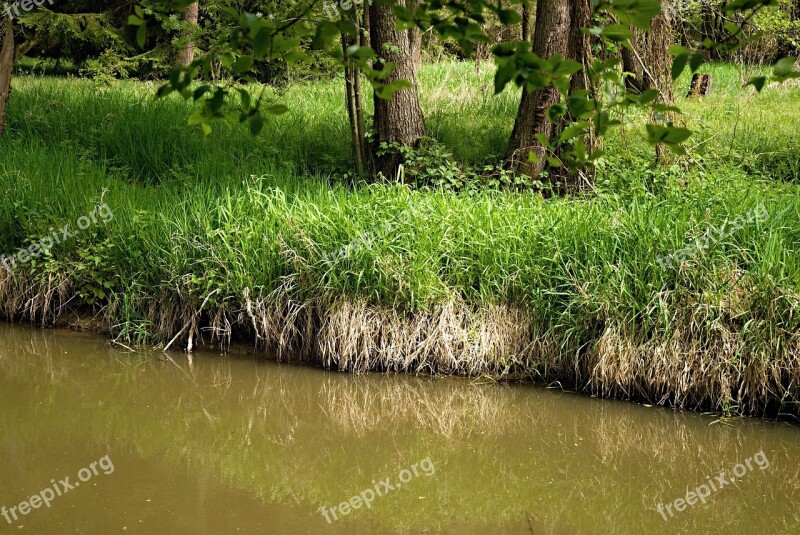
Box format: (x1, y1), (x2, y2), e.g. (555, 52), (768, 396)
(0, 61), (798, 415)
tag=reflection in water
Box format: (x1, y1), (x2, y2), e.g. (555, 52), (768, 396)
(0, 323), (799, 534)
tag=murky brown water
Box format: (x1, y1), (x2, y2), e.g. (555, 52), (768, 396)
(0, 323), (798, 534)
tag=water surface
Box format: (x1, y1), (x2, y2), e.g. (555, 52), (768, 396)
(0, 324), (798, 533)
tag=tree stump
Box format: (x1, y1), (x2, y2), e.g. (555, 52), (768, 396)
(687, 73), (712, 97)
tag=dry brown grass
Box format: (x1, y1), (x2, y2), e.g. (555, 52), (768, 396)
(2, 266), (799, 416)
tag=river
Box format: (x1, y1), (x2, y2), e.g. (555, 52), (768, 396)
(0, 323), (798, 534)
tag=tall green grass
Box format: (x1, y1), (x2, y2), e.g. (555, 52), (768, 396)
(0, 62), (799, 414)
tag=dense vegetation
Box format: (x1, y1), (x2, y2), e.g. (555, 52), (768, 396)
(0, 0), (798, 417)
(0, 60), (798, 416)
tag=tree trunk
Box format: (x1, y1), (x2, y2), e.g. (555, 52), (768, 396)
(175, 1), (199, 67)
(643, 4), (673, 104)
(521, 0), (533, 42)
(407, 0), (422, 72)
(701, 0), (723, 60)
(357, 3), (369, 171)
(342, 8), (366, 176)
(369, 0), (427, 180)
(504, 0), (573, 179)
(621, 28), (646, 93)
(621, 4), (673, 103)
(0, 18), (13, 136)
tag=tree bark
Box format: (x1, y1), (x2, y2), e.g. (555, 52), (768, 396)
(369, 0), (427, 179)
(643, 4), (674, 104)
(621, 3), (673, 103)
(521, 0), (533, 42)
(342, 8), (366, 176)
(0, 17), (14, 136)
(175, 1), (199, 67)
(504, 0), (573, 179)
(407, 0), (422, 72)
(700, 0), (723, 60)
(357, 2), (369, 171)
(621, 28), (646, 93)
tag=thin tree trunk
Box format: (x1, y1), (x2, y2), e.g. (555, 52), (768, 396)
(356, 3), (369, 171)
(175, 1), (199, 67)
(0, 17), (14, 136)
(14, 39), (35, 63)
(567, 0), (596, 190)
(521, 0), (533, 42)
(369, 0), (427, 179)
(407, 0), (422, 72)
(504, 0), (573, 179)
(342, 9), (366, 176)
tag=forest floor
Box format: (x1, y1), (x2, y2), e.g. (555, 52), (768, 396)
(1, 61), (799, 416)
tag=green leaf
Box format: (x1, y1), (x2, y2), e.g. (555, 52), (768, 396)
(638, 89), (659, 105)
(773, 56), (800, 82)
(551, 58), (583, 76)
(663, 127), (692, 144)
(235, 88), (250, 109)
(233, 55), (254, 75)
(689, 51), (705, 74)
(559, 122), (589, 143)
(498, 9), (522, 25)
(494, 61), (516, 94)
(264, 104), (289, 115)
(252, 28), (272, 58)
(671, 52), (689, 80)
(747, 75), (768, 92)
(546, 156), (562, 167)
(646, 124), (692, 145)
(136, 24), (146, 49)
(548, 103), (567, 121)
(603, 24), (633, 41)
(194, 85), (212, 101)
(156, 84), (174, 98)
(220, 53), (235, 70)
(375, 79), (413, 100)
(249, 114), (264, 135)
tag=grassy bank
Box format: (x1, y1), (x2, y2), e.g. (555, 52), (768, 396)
(1, 62), (799, 416)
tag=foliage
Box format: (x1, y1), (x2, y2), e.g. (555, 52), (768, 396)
(123, 0), (799, 172)
(1, 66), (799, 415)
(379, 137), (538, 192)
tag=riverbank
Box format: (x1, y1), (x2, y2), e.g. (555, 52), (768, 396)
(1, 62), (799, 416)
